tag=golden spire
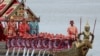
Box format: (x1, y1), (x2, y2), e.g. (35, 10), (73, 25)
(85, 21), (90, 28)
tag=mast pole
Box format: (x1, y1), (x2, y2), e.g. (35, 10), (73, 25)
(93, 18), (97, 34)
(80, 17), (82, 33)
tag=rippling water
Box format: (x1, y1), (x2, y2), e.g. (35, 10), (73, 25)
(26, 0), (100, 56)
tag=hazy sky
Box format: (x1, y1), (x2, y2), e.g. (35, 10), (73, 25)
(25, 0), (100, 18)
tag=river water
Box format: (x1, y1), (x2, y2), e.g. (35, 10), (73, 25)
(25, 0), (100, 56)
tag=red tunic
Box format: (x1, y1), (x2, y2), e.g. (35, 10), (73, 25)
(67, 25), (78, 39)
(7, 22), (16, 37)
(19, 23), (30, 38)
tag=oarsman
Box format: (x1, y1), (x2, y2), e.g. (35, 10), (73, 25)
(7, 17), (17, 38)
(18, 18), (30, 38)
(61, 35), (69, 49)
(36, 32), (44, 48)
(6, 16), (17, 47)
(42, 32), (49, 48)
(53, 34), (62, 49)
(29, 20), (39, 35)
(67, 20), (78, 47)
(18, 18), (30, 47)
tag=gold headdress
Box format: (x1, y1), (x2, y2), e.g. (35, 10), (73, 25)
(85, 21), (90, 28)
(9, 16), (14, 22)
(10, 16), (14, 20)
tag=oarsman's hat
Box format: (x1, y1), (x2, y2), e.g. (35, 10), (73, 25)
(10, 16), (14, 21)
(10, 16), (14, 19)
(70, 20), (74, 24)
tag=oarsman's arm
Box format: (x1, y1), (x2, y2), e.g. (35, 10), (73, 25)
(90, 32), (94, 43)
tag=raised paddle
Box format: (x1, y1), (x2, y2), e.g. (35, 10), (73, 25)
(93, 19), (97, 34)
(80, 17), (82, 33)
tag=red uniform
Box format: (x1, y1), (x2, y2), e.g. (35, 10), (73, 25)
(67, 25), (78, 39)
(7, 22), (16, 37)
(67, 20), (78, 48)
(19, 23), (30, 38)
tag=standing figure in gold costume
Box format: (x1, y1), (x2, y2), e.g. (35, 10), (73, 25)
(6, 16), (17, 48)
(78, 22), (94, 48)
(7, 17), (17, 38)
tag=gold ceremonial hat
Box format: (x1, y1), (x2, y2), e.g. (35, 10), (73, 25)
(85, 21), (90, 28)
(10, 16), (14, 20)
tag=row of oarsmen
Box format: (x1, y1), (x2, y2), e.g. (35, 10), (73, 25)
(7, 32), (74, 39)
(6, 33), (75, 49)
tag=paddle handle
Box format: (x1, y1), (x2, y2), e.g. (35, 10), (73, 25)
(93, 19), (97, 34)
(80, 17), (82, 33)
